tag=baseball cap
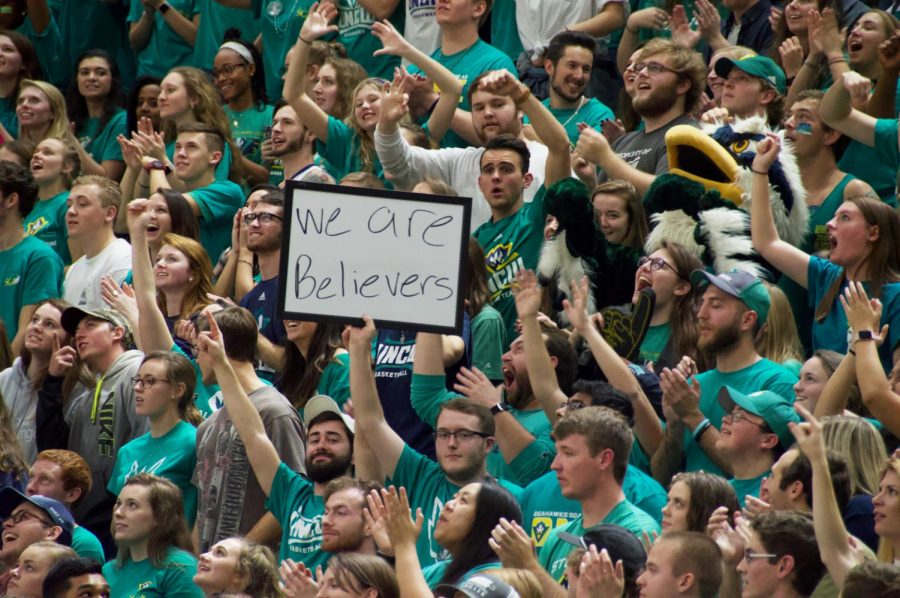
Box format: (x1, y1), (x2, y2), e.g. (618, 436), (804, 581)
(718, 386), (801, 448)
(61, 306), (135, 350)
(558, 524), (647, 581)
(303, 394), (355, 435)
(0, 487), (74, 546)
(714, 54), (787, 95)
(435, 573), (519, 598)
(690, 268), (771, 326)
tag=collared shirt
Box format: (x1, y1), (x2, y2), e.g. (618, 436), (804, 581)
(721, 0), (774, 55)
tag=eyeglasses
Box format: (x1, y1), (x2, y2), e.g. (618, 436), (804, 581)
(637, 256), (675, 272)
(212, 63), (247, 79)
(243, 212), (283, 226)
(725, 410), (768, 429)
(562, 400), (587, 412)
(6, 510), (53, 527)
(433, 429), (490, 443)
(743, 549), (778, 564)
(632, 61), (681, 76)
(131, 376), (171, 390)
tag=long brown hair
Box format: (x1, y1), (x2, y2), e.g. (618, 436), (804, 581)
(815, 196), (900, 322)
(591, 180), (648, 250)
(755, 282), (803, 365)
(346, 78), (384, 175)
(466, 237), (491, 317)
(140, 351), (202, 426)
(156, 233), (214, 319)
(322, 56), (366, 120)
(278, 322), (345, 410)
(662, 241), (709, 370)
(0, 390), (28, 484)
(112, 473), (193, 568)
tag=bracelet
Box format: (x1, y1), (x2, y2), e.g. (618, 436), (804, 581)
(848, 348), (856, 356)
(750, 167), (768, 175)
(238, 258), (253, 267)
(691, 417), (711, 440)
(828, 56), (848, 66)
(299, 35), (313, 45)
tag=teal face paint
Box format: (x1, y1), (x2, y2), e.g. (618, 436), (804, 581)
(795, 123), (813, 135)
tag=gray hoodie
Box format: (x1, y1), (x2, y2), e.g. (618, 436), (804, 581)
(38, 349), (149, 548)
(0, 358), (38, 464)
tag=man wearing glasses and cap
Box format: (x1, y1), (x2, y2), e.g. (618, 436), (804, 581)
(36, 306), (148, 557)
(651, 269), (797, 484)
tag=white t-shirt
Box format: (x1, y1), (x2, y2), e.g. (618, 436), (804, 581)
(64, 237), (132, 310)
(404, 0), (441, 58)
(516, 0), (627, 51)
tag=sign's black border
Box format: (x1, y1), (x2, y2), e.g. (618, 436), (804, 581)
(278, 180), (472, 335)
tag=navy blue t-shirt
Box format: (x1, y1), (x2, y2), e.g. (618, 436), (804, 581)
(240, 276), (287, 381)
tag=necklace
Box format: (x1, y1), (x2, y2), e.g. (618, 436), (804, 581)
(268, 0), (301, 37)
(560, 96), (587, 129)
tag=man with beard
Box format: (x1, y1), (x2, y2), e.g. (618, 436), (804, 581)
(268, 102), (334, 186)
(237, 189), (289, 380)
(574, 38), (706, 195)
(524, 30), (614, 147)
(650, 269), (797, 483)
(320, 477), (383, 556)
(374, 68), (561, 228)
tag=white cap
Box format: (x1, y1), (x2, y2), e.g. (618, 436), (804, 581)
(303, 394), (355, 435)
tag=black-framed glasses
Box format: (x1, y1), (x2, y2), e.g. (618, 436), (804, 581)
(743, 549), (778, 564)
(243, 212), (283, 226)
(633, 61), (681, 76)
(212, 63), (247, 79)
(433, 429), (490, 443)
(131, 376), (171, 390)
(637, 256), (675, 272)
(6, 510), (53, 527)
(562, 399), (587, 412)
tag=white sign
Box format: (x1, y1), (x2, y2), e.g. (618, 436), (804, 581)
(279, 182), (471, 334)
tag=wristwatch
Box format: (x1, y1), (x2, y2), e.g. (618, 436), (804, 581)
(159, 2), (171, 14)
(490, 403), (508, 416)
(856, 330), (875, 342)
(144, 159), (172, 174)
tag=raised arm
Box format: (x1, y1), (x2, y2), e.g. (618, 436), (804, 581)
(862, 34), (900, 118)
(791, 405), (861, 587)
(574, 124), (655, 195)
(126, 198), (176, 353)
(348, 316), (406, 479)
(820, 71), (878, 147)
(371, 21), (462, 143)
(749, 134), (811, 287)
(283, 2), (338, 143)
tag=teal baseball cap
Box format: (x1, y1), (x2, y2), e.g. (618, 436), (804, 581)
(690, 268), (771, 326)
(718, 386), (801, 448)
(715, 54), (787, 95)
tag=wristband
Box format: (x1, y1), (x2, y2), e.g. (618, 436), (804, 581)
(299, 35), (313, 45)
(691, 418), (711, 440)
(855, 330), (875, 343)
(750, 167), (768, 175)
(238, 259), (253, 267)
(143, 159), (172, 174)
(490, 403), (508, 416)
(159, 2), (171, 13)
(828, 56), (848, 66)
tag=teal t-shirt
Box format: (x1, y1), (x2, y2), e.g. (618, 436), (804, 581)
(318, 352), (350, 408)
(730, 472), (767, 509)
(806, 256), (900, 372)
(56, 0), (137, 92)
(838, 119), (898, 206)
(471, 305), (507, 383)
(71, 525), (105, 562)
(265, 461), (327, 570)
(317, 116), (384, 181)
(411, 39), (516, 148)
(108, 421), (198, 527)
(16, 15), (66, 88)
(638, 323), (670, 365)
(77, 109), (128, 165)
(388, 445), (522, 568)
(195, 0), (261, 76)
(538, 502), (662, 583)
(409, 373), (554, 486)
(491, 0), (524, 61)
(0, 236), (64, 343)
(474, 186), (547, 348)
(686, 359), (797, 476)
(102, 548), (203, 598)
(252, 0), (313, 101)
(225, 103), (274, 166)
(189, 180), (245, 263)
(422, 560), (502, 588)
(336, 1), (403, 79)
(521, 466), (667, 550)
(525, 97), (614, 148)
(25, 191), (71, 265)
(0, 96), (17, 137)
(128, 0), (198, 78)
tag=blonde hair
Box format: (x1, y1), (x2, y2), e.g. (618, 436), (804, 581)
(346, 78), (383, 175)
(755, 282), (803, 365)
(484, 568), (542, 598)
(877, 457), (900, 563)
(0, 393), (27, 485)
(18, 80), (69, 143)
(43, 137), (82, 188)
(822, 415), (887, 495)
(71, 174), (121, 210)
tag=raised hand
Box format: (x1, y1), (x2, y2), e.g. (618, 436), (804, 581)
(706, 506), (746, 568)
(372, 19), (412, 57)
(489, 517), (537, 569)
(196, 311), (228, 364)
(347, 314), (377, 347)
(574, 124), (611, 164)
(300, 1), (339, 41)
(278, 559), (319, 598)
(379, 68), (410, 127)
(126, 197), (152, 236)
(100, 276), (138, 325)
(789, 403), (827, 464)
(512, 269), (542, 319)
(562, 276), (593, 334)
(371, 486), (422, 550)
(751, 133), (781, 173)
(694, 0), (722, 41)
(779, 37), (805, 79)
(659, 366), (701, 421)
(454, 366), (503, 408)
(808, 8), (843, 58)
(670, 6), (702, 49)
(599, 119), (626, 145)
(48, 332), (78, 377)
(840, 281), (886, 340)
(878, 33), (900, 73)
(118, 134), (144, 170)
(627, 8), (669, 32)
(477, 69), (528, 100)
(576, 546), (626, 598)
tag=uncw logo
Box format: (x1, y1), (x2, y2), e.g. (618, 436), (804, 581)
(4, 276), (20, 287)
